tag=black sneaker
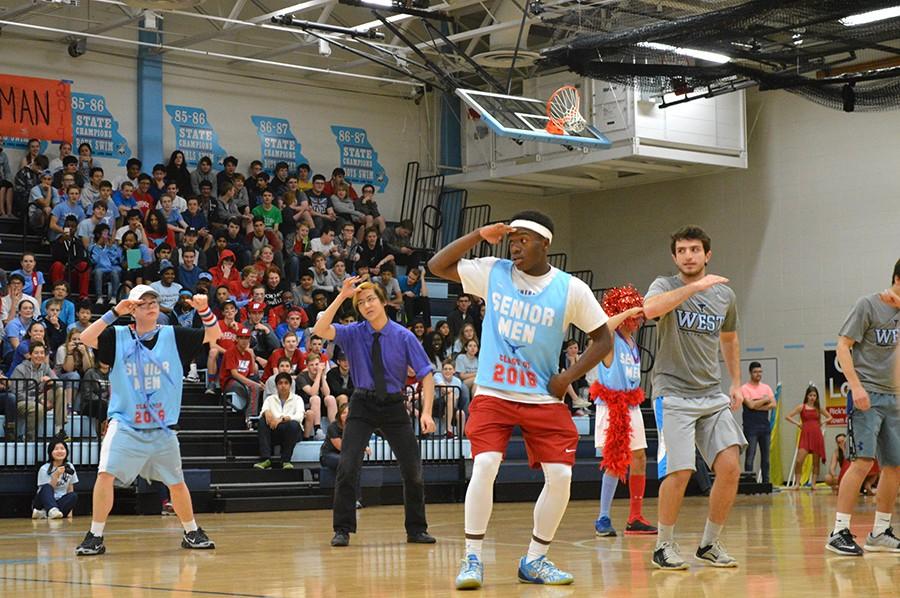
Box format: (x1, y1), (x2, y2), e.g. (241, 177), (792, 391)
(407, 531), (437, 544)
(331, 531), (350, 547)
(825, 528), (863, 556)
(182, 528), (216, 549)
(75, 532), (106, 556)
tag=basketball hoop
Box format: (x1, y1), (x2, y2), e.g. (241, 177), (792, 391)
(546, 85), (586, 136)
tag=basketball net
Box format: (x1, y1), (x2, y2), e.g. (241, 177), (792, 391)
(546, 85), (587, 136)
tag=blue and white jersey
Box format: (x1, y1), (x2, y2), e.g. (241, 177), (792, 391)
(596, 333), (641, 393)
(459, 257), (608, 404)
(108, 326), (183, 429)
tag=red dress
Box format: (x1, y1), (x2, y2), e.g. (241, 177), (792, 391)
(798, 406), (826, 462)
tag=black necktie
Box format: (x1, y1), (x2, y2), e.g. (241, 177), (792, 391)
(371, 331), (387, 397)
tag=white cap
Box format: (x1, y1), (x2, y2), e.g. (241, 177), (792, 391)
(127, 284), (159, 302)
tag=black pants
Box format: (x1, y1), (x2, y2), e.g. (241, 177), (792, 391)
(258, 420), (302, 461)
(744, 427), (771, 484)
(403, 295), (431, 325)
(333, 393), (427, 534)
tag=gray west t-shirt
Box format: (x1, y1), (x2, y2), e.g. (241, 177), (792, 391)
(838, 293), (899, 395)
(646, 275), (739, 398)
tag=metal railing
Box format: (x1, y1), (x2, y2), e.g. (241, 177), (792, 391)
(457, 204), (492, 259)
(0, 378), (106, 471)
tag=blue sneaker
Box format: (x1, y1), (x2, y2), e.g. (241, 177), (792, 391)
(594, 516), (617, 537)
(517, 555), (574, 585)
(455, 553), (484, 590)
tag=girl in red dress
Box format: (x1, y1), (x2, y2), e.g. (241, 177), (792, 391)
(786, 385), (833, 488)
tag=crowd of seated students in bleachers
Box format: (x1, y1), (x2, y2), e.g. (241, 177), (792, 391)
(0, 139), (594, 467)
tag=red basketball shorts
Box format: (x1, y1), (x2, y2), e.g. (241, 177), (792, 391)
(465, 394), (579, 469)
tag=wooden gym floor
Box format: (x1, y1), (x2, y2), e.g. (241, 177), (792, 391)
(0, 491), (896, 597)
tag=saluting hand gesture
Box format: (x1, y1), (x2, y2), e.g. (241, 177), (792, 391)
(479, 222), (515, 245)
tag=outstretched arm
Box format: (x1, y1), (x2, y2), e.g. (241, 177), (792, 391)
(643, 275), (729, 320)
(428, 223), (514, 282)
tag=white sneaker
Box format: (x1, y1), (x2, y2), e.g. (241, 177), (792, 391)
(48, 507), (64, 519)
(32, 508), (47, 519)
(696, 540), (738, 567)
(314, 428), (326, 441)
(95, 297), (105, 305)
(864, 527), (900, 553)
(185, 363), (200, 382)
(108, 297), (117, 305)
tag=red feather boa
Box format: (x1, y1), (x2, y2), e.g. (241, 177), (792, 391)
(591, 381), (645, 480)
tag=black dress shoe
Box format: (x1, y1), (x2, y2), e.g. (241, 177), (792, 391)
(407, 531), (436, 544)
(331, 531), (350, 547)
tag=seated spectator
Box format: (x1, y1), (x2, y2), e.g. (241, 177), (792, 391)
(166, 151), (191, 197)
(2, 274), (36, 324)
(49, 218), (89, 300)
(40, 299), (67, 360)
(119, 229), (150, 291)
(172, 289), (199, 329)
(296, 163), (313, 192)
(190, 156), (217, 197)
(218, 156), (238, 194)
(176, 227), (209, 271)
(275, 307), (307, 344)
(400, 266), (430, 326)
(13, 342), (65, 439)
(49, 142), (72, 174)
(176, 246), (201, 291)
(293, 273), (315, 308)
(197, 180), (215, 213)
(309, 253), (336, 295)
(263, 357), (294, 398)
(32, 439), (78, 520)
(353, 226), (394, 276)
(335, 221), (359, 261)
(382, 219), (417, 267)
(424, 331), (450, 372)
(211, 285), (233, 316)
(89, 224), (123, 304)
(164, 181), (188, 213)
(49, 186), (86, 242)
(254, 372), (304, 470)
(454, 339), (479, 392)
(209, 182), (241, 233)
(112, 181), (137, 221)
(0, 138), (13, 217)
(354, 184), (386, 233)
(268, 162), (289, 200)
(142, 242), (172, 285)
(13, 254), (45, 307)
(150, 260), (182, 323)
(77, 200), (109, 249)
(287, 222), (314, 282)
(12, 150), (42, 213)
(296, 352), (335, 440)
(229, 266), (260, 307)
(52, 154), (85, 189)
(263, 331), (307, 380)
(452, 323), (478, 356)
(322, 167), (358, 199)
(81, 166), (104, 207)
(206, 300), (240, 394)
(330, 259), (351, 290)
(67, 301), (93, 334)
(330, 184), (366, 228)
(251, 190), (282, 230)
(253, 248), (280, 283)
(436, 320), (452, 347)
(210, 249), (240, 289)
(221, 327), (263, 422)
(8, 320), (46, 377)
(148, 163), (168, 203)
(825, 433), (850, 491)
(111, 157), (141, 194)
(115, 208), (146, 245)
(325, 351), (354, 409)
(434, 359), (469, 437)
(7, 298), (37, 352)
(281, 191), (313, 247)
(263, 269), (289, 308)
(447, 294), (476, 339)
(133, 174), (155, 217)
(249, 171), (269, 207)
(181, 197), (210, 242)
(306, 175), (338, 233)
(41, 281), (76, 327)
(307, 335), (330, 363)
(306, 290), (330, 324)
(144, 209), (175, 249)
(409, 319), (427, 344)
(28, 169), (57, 233)
(232, 173), (250, 219)
(373, 263), (403, 321)
(310, 228), (341, 267)
(247, 217), (283, 267)
(56, 329), (94, 383)
(244, 301), (279, 366)
(559, 339), (590, 415)
(75, 362), (110, 431)
(159, 194), (187, 238)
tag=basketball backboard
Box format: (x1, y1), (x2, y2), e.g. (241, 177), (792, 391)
(456, 88), (612, 150)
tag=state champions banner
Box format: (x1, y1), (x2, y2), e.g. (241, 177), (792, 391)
(165, 104), (227, 167)
(824, 349), (848, 426)
(330, 125), (388, 192)
(71, 93), (131, 165)
(0, 74), (72, 142)
(250, 115), (310, 174)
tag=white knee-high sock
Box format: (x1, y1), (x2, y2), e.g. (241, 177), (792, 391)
(527, 463), (572, 561)
(464, 452), (502, 558)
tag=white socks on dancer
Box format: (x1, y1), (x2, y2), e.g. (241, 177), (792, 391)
(90, 521), (106, 536)
(700, 519), (723, 547)
(834, 512), (851, 533)
(464, 452), (502, 557)
(873, 512), (891, 536)
(183, 519), (199, 532)
(527, 463), (572, 562)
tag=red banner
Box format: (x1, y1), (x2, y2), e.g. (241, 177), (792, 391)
(0, 74), (72, 142)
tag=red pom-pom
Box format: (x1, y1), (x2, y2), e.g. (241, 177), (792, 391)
(601, 285), (644, 330)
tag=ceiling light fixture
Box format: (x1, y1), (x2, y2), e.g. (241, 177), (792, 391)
(840, 5), (900, 26)
(638, 41), (731, 64)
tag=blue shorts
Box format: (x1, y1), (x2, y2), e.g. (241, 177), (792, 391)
(98, 419), (185, 486)
(848, 391), (900, 467)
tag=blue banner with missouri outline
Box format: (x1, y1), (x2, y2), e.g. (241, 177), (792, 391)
(71, 92), (131, 165)
(250, 115), (310, 175)
(330, 125), (388, 192)
(165, 104), (227, 167)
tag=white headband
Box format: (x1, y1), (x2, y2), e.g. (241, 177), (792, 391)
(510, 219), (553, 243)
